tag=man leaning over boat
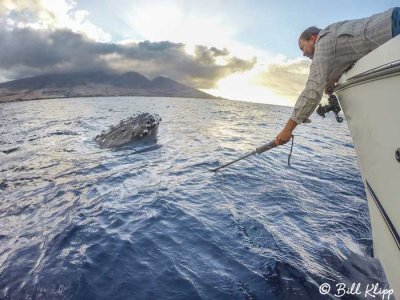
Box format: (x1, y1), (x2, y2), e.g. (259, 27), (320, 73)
(274, 7), (400, 145)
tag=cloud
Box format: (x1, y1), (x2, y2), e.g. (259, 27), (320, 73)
(0, 0), (111, 41)
(127, 1), (237, 51)
(0, 26), (256, 89)
(253, 58), (310, 104)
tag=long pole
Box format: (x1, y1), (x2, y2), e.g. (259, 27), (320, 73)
(209, 140), (277, 172)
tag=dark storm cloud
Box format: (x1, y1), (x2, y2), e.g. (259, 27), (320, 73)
(0, 28), (111, 68)
(0, 26), (256, 88)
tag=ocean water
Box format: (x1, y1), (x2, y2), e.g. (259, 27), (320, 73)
(0, 97), (389, 300)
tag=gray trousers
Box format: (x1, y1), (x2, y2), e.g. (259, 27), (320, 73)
(392, 7), (400, 36)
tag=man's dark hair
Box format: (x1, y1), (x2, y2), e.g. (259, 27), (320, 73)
(299, 26), (321, 41)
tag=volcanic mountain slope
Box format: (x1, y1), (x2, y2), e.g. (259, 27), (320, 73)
(0, 71), (219, 102)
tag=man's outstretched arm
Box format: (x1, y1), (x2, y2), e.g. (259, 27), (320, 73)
(274, 34), (334, 146)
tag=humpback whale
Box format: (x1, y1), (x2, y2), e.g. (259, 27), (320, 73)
(95, 113), (161, 148)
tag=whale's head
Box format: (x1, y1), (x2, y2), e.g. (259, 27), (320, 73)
(95, 113), (161, 148)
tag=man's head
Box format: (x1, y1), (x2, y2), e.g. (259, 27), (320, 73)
(298, 26), (321, 59)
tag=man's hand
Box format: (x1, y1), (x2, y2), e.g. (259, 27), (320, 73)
(275, 128), (293, 145)
(275, 119), (298, 145)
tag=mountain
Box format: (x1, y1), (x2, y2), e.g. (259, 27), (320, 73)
(0, 71), (219, 102)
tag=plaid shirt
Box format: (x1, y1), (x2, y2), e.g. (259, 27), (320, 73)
(291, 8), (394, 124)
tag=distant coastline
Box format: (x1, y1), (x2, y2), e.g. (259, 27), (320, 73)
(0, 71), (223, 103)
(0, 94), (226, 104)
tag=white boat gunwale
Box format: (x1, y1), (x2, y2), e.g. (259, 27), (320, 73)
(335, 59), (400, 92)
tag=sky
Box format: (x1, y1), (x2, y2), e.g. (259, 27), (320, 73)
(0, 0), (398, 106)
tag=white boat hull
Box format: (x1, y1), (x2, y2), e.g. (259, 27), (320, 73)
(336, 37), (400, 297)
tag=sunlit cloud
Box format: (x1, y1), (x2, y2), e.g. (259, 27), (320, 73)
(0, 0), (111, 41)
(202, 56), (310, 106)
(127, 2), (236, 50)
(254, 58), (310, 105)
(203, 67), (289, 106)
